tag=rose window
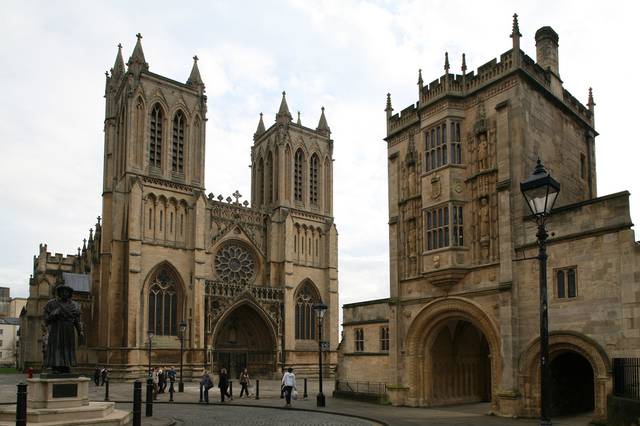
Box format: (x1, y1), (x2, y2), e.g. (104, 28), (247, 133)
(215, 244), (256, 285)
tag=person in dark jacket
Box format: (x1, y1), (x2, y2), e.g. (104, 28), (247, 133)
(93, 367), (100, 386)
(100, 367), (108, 386)
(218, 368), (232, 402)
(200, 371), (213, 404)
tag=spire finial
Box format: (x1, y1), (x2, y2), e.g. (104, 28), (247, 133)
(461, 53), (467, 73)
(276, 90), (292, 123)
(254, 112), (266, 139)
(127, 32), (149, 73)
(317, 106), (330, 135)
(444, 52), (450, 73)
(511, 13), (522, 39)
(117, 43), (122, 49)
(187, 54), (205, 89)
(297, 111), (301, 125)
(136, 33), (142, 40)
(111, 42), (125, 78)
(417, 69), (423, 86)
(385, 93), (393, 112)
(587, 87), (595, 110)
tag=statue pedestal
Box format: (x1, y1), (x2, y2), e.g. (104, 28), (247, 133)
(0, 376), (131, 425)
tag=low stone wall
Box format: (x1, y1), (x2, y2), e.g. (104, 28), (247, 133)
(608, 394), (640, 426)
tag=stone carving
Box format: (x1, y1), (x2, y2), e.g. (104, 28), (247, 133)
(478, 133), (489, 170)
(215, 244), (256, 285)
(431, 176), (441, 200)
(43, 283), (84, 374)
(479, 197), (491, 262)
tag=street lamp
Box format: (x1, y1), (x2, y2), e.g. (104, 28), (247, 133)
(147, 331), (154, 377)
(179, 320), (187, 393)
(520, 159), (560, 426)
(312, 302), (328, 408)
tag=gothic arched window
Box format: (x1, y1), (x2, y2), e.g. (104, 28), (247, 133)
(150, 104), (164, 168)
(256, 158), (264, 205)
(266, 151), (273, 204)
(148, 267), (179, 336)
(309, 154), (319, 205)
(294, 149), (305, 202)
(295, 281), (321, 340)
(172, 111), (185, 173)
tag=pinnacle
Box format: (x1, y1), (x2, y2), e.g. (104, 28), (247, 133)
(385, 93), (393, 112)
(127, 32), (149, 72)
(255, 112), (266, 138)
(317, 106), (330, 134)
(511, 13), (522, 38)
(444, 52), (450, 72)
(187, 54), (204, 89)
(276, 91), (292, 123)
(111, 43), (125, 78)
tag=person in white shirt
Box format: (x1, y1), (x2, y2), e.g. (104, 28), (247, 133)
(281, 367), (296, 407)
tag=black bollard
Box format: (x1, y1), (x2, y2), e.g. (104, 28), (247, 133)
(199, 383), (203, 403)
(145, 377), (153, 417)
(104, 379), (110, 401)
(133, 380), (142, 426)
(16, 382), (27, 426)
(304, 378), (308, 399)
(169, 381), (174, 402)
(255, 379), (260, 400)
(229, 380), (233, 399)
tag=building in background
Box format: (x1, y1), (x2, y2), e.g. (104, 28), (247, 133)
(20, 35), (338, 380)
(0, 288), (27, 367)
(338, 15), (640, 422)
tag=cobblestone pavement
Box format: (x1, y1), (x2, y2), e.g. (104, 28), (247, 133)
(0, 374), (594, 426)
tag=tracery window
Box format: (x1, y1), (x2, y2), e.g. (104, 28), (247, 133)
(309, 154), (319, 205)
(172, 111), (185, 173)
(215, 243), (256, 285)
(380, 326), (389, 351)
(148, 268), (179, 336)
(294, 149), (304, 202)
(426, 204), (464, 250)
(150, 104), (163, 168)
(295, 281), (321, 340)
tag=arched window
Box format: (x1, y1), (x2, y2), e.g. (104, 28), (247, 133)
(266, 151), (273, 204)
(285, 145), (292, 199)
(150, 104), (164, 168)
(256, 158), (264, 205)
(294, 149), (305, 202)
(295, 281), (321, 340)
(172, 111), (185, 173)
(310, 154), (319, 205)
(148, 267), (179, 336)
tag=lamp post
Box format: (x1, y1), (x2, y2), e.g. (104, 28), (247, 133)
(312, 303), (328, 408)
(179, 320), (187, 393)
(520, 159), (560, 426)
(147, 332), (154, 377)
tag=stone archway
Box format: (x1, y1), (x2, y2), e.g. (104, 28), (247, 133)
(404, 297), (501, 411)
(211, 301), (277, 379)
(519, 331), (611, 420)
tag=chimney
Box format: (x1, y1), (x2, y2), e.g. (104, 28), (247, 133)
(535, 26), (560, 77)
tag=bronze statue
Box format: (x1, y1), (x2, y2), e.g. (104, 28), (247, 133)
(43, 283), (84, 374)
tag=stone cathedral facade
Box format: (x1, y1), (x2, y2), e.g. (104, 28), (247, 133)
(338, 16), (640, 422)
(20, 35), (339, 380)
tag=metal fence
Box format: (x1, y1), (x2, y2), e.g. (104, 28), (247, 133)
(335, 380), (386, 395)
(613, 358), (640, 399)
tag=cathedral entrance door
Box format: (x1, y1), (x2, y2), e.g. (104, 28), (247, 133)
(428, 319), (491, 405)
(213, 303), (276, 379)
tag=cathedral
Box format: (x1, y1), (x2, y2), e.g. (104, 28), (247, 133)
(19, 34), (339, 380)
(337, 15), (640, 422)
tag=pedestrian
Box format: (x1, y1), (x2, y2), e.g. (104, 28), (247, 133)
(200, 370), (213, 404)
(218, 367), (232, 402)
(281, 367), (296, 408)
(152, 367), (159, 399)
(93, 366), (100, 386)
(100, 367), (108, 386)
(158, 366), (166, 393)
(168, 366), (177, 384)
(239, 368), (251, 398)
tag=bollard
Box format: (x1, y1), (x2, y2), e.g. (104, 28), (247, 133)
(199, 383), (203, 403)
(169, 381), (174, 402)
(16, 382), (27, 426)
(27, 368), (33, 379)
(104, 380), (110, 401)
(145, 377), (153, 417)
(303, 378), (308, 399)
(133, 381), (142, 426)
(255, 379), (260, 400)
(229, 380), (233, 399)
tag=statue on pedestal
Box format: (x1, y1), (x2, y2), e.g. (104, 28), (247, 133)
(43, 283), (84, 374)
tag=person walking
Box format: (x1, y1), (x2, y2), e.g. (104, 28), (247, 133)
(167, 366), (177, 385)
(93, 367), (100, 386)
(158, 367), (166, 393)
(200, 371), (213, 404)
(100, 367), (108, 386)
(218, 368), (232, 402)
(152, 367), (159, 399)
(239, 368), (251, 398)
(281, 367), (296, 408)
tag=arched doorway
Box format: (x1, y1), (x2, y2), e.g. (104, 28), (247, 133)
(404, 297), (501, 410)
(549, 351), (594, 416)
(430, 320), (492, 405)
(212, 303), (276, 379)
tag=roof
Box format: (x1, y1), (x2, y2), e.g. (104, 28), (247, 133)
(62, 273), (91, 294)
(0, 318), (20, 325)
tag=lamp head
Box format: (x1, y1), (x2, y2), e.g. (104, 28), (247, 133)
(520, 159), (560, 218)
(312, 303), (328, 319)
(179, 320), (187, 333)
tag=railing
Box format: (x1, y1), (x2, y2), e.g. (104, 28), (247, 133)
(335, 380), (386, 395)
(613, 358), (640, 399)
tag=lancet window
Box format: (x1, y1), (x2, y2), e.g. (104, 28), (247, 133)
(150, 104), (164, 168)
(310, 154), (319, 205)
(294, 149), (305, 202)
(172, 111), (185, 173)
(148, 267), (179, 336)
(295, 281), (321, 340)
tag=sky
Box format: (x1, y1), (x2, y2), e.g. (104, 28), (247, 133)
(0, 0), (639, 308)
